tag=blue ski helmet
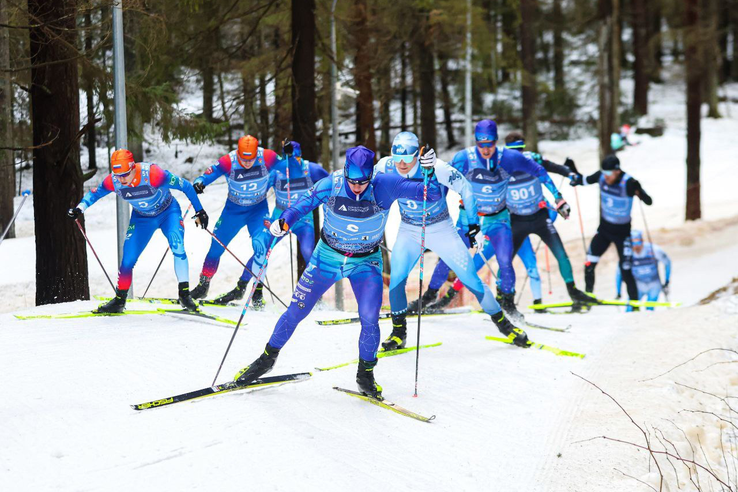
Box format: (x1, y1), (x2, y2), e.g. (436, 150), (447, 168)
(290, 141), (302, 158)
(391, 131), (419, 158)
(344, 145), (375, 183)
(475, 120), (498, 142)
(631, 230), (644, 245)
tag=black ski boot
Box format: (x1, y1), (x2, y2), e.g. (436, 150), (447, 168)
(251, 283), (265, 311)
(407, 288), (438, 314)
(213, 279), (248, 305)
(498, 292), (524, 324)
(427, 288), (458, 312)
(491, 311), (530, 348)
(95, 289), (128, 313)
(381, 313), (407, 351)
(356, 359), (383, 400)
(190, 274), (211, 299)
(567, 282), (594, 305)
(532, 298), (542, 305)
(234, 344), (281, 384)
(178, 282), (199, 312)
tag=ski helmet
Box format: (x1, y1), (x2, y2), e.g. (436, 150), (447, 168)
(289, 141), (302, 158)
(391, 132), (419, 159)
(475, 120), (498, 142)
(344, 145), (375, 184)
(111, 149), (135, 175)
(631, 230), (644, 245)
(237, 135), (259, 164)
(601, 154), (620, 171)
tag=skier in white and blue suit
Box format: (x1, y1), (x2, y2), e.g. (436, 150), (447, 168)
(233, 145), (444, 399)
(378, 131), (530, 353)
(616, 230), (671, 311)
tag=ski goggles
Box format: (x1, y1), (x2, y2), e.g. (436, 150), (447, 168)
(601, 169), (615, 176)
(476, 140), (496, 149)
(345, 176), (371, 186)
(392, 151), (418, 164)
(113, 168), (134, 178)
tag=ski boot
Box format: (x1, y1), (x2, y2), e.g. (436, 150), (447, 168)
(213, 279), (248, 305)
(407, 288), (438, 314)
(234, 344), (281, 384)
(251, 283), (265, 311)
(532, 299), (542, 305)
(381, 313), (407, 351)
(356, 359), (383, 400)
(426, 288), (457, 312)
(567, 282), (594, 305)
(491, 311), (530, 348)
(190, 274), (211, 299)
(178, 282), (199, 312)
(498, 292), (524, 324)
(95, 289), (127, 313)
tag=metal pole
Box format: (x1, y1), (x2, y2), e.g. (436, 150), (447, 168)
(112, 0), (130, 295)
(331, 0), (344, 311)
(464, 0), (472, 148)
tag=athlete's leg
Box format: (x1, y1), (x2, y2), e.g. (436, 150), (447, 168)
(240, 201), (272, 283)
(347, 253), (384, 361)
(428, 221), (468, 290)
(534, 217), (575, 284)
(159, 202), (188, 284)
(516, 237), (542, 301)
(482, 213), (515, 294)
(292, 218), (317, 264)
(202, 200), (248, 279)
(117, 212), (158, 290)
(644, 282), (661, 311)
(585, 230), (612, 293)
(614, 235), (639, 301)
(388, 223), (423, 314)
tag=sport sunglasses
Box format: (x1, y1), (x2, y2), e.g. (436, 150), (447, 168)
(391, 150), (419, 164)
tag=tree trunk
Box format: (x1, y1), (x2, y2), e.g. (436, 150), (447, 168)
(632, 0), (649, 115)
(718, 0), (729, 82)
(520, 0), (538, 151)
(501, 0), (519, 82)
(0, 0), (16, 240)
(83, 10), (97, 170)
(438, 51), (458, 149)
(611, 0), (621, 132)
(646, 0), (663, 82)
(272, 28), (290, 149)
(378, 57), (392, 156)
(29, 0), (90, 304)
(353, 0), (375, 151)
(291, 0), (317, 160)
(685, 0), (701, 221)
(124, 10), (143, 161)
(400, 42), (408, 131)
(732, 1), (738, 81)
(258, 29), (270, 149)
(598, 0), (616, 159)
(702, 0), (721, 118)
(416, 12), (437, 150)
(552, 0), (564, 93)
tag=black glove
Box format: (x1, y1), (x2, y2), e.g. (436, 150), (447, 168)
(282, 140), (294, 156)
(639, 189), (653, 205)
(194, 209), (209, 230)
(193, 182), (205, 194)
(67, 207), (82, 219)
(564, 158), (575, 174)
(662, 280), (670, 295)
(465, 224), (481, 249)
(569, 173), (583, 186)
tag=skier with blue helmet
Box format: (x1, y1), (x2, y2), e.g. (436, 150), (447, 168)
(615, 230), (671, 311)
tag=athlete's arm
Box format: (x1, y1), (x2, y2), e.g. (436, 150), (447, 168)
(505, 151), (563, 200)
(309, 162), (330, 182)
(151, 165), (204, 211)
(77, 175), (114, 211)
(372, 171), (442, 210)
(194, 154), (231, 187)
(434, 160), (479, 225)
(584, 171), (602, 185)
(280, 176), (333, 227)
(626, 177), (653, 205)
(653, 244), (671, 283)
(540, 159), (572, 177)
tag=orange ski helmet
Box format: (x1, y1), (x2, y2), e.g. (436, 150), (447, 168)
(111, 149), (135, 175)
(237, 135), (259, 164)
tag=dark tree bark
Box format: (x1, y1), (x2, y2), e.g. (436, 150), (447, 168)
(123, 10), (143, 161)
(83, 9), (97, 170)
(732, 1), (738, 81)
(718, 0), (730, 82)
(400, 42), (408, 131)
(482, 0), (499, 93)
(702, 0), (721, 118)
(29, 0), (90, 304)
(258, 30), (270, 149)
(520, 0), (539, 151)
(646, 0), (663, 82)
(378, 57), (392, 156)
(631, 0), (649, 115)
(438, 51), (458, 149)
(685, 0), (701, 220)
(415, 11), (437, 149)
(552, 0), (564, 93)
(353, 0), (376, 151)
(597, 0), (620, 160)
(202, 62), (214, 122)
(272, 28), (290, 149)
(291, 0), (317, 161)
(0, 0), (16, 240)
(501, 0), (519, 82)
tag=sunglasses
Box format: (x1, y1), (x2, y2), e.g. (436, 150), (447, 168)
(346, 176), (371, 186)
(114, 169), (133, 178)
(602, 170), (615, 176)
(392, 151), (418, 164)
(476, 141), (496, 149)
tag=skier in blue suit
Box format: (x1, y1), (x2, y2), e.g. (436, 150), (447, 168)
(616, 230), (671, 311)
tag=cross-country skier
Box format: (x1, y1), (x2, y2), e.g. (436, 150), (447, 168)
(416, 120), (568, 320)
(377, 131), (529, 352)
(570, 154), (653, 303)
(68, 149), (208, 313)
(615, 230), (671, 311)
(232, 145), (444, 399)
(189, 135), (278, 306)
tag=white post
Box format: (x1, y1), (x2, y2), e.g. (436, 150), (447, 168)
(331, 0), (344, 311)
(112, 0), (130, 294)
(465, 0), (473, 148)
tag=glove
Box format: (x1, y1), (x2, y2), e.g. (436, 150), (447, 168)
(662, 280), (670, 295)
(269, 218), (288, 237)
(569, 173), (583, 186)
(563, 158), (575, 174)
(465, 223), (481, 249)
(419, 147), (436, 169)
(67, 207), (82, 219)
(555, 198), (571, 219)
(282, 140), (294, 156)
(193, 182), (205, 194)
(194, 209), (209, 230)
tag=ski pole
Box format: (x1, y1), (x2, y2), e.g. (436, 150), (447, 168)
(413, 149), (429, 398)
(573, 187), (588, 256)
(205, 227), (288, 308)
(545, 245), (552, 295)
(75, 218), (116, 292)
(515, 238), (544, 304)
(141, 204), (193, 298)
(0, 190), (31, 247)
(638, 200), (668, 302)
(477, 248), (498, 280)
(211, 235), (280, 386)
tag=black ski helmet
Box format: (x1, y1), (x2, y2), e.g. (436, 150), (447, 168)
(601, 154), (620, 171)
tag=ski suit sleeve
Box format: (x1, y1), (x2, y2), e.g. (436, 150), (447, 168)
(584, 171), (602, 185)
(434, 159), (479, 226)
(450, 149), (470, 175)
(626, 177), (653, 205)
(372, 172), (442, 210)
(263, 149), (278, 170)
(78, 175), (114, 211)
(151, 165), (204, 212)
(280, 176), (333, 227)
(541, 159), (572, 177)
(503, 150), (563, 200)
(615, 265), (623, 297)
(653, 244), (671, 283)
(309, 162), (330, 182)
(194, 154), (231, 187)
